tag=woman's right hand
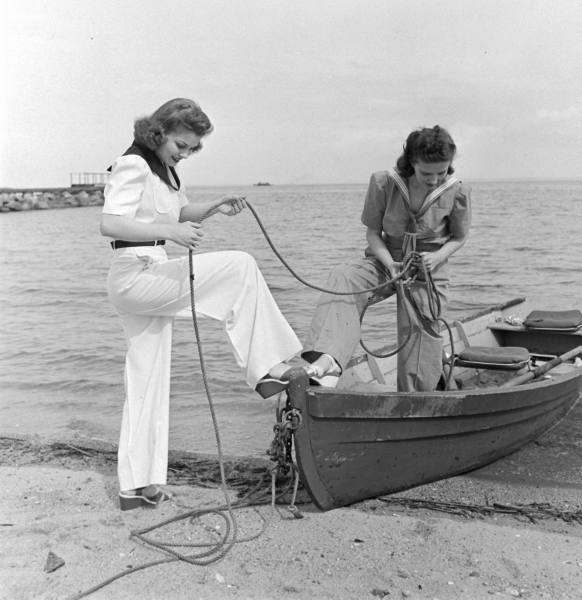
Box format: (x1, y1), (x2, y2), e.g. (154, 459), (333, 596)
(170, 221), (204, 250)
(385, 260), (402, 279)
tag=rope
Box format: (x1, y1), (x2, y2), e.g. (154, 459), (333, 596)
(267, 398), (305, 519)
(356, 252), (456, 387)
(246, 201), (410, 295)
(403, 258), (442, 325)
(378, 496), (582, 524)
(247, 200), (457, 387)
(188, 248), (237, 521)
(358, 284), (412, 359)
(357, 254), (439, 355)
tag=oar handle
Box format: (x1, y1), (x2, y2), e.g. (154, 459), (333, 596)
(502, 345), (582, 388)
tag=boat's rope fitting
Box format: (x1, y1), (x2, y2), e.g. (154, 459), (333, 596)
(268, 403), (301, 475)
(267, 400), (303, 516)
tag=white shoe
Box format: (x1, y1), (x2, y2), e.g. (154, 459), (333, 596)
(308, 354), (342, 388)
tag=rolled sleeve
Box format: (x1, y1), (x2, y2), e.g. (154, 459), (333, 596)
(177, 189), (189, 210)
(361, 171), (388, 230)
(449, 183), (472, 239)
(102, 156), (148, 218)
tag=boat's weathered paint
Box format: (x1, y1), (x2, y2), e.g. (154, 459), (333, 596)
(286, 299), (582, 510)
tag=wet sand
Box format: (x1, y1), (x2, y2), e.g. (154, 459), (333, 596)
(1, 401), (581, 600)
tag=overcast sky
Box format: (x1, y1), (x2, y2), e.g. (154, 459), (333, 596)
(2, 0), (580, 188)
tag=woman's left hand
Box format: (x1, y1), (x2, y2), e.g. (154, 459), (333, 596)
(217, 195), (247, 216)
(420, 251), (440, 272)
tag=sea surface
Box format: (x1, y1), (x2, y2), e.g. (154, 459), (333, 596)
(1, 181), (581, 457)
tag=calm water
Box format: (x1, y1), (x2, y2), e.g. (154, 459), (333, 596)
(1, 181), (581, 457)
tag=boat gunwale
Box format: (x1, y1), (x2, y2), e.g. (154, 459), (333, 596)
(300, 368), (582, 420)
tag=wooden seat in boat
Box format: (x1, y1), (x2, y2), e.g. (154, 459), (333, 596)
(523, 309), (582, 332)
(452, 321), (530, 371)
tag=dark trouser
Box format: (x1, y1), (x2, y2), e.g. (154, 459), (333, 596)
(302, 255), (449, 391)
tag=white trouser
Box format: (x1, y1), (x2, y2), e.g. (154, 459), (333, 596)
(107, 247), (301, 491)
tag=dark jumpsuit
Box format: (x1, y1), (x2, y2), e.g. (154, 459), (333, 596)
(303, 169), (471, 391)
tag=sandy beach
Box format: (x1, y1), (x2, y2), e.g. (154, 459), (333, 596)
(4, 1), (582, 598)
(2, 415), (581, 600)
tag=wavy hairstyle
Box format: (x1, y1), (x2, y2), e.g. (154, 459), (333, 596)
(396, 125), (457, 177)
(133, 98), (214, 151)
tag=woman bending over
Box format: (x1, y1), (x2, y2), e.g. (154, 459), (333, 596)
(303, 125), (471, 392)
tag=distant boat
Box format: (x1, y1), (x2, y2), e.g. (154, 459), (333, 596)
(253, 182), (272, 187)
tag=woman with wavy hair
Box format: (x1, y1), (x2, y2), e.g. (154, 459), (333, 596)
(303, 125), (471, 392)
(101, 98), (306, 510)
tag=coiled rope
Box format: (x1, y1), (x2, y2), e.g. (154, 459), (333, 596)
(358, 252), (443, 358)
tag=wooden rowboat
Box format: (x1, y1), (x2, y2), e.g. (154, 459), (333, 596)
(284, 298), (582, 510)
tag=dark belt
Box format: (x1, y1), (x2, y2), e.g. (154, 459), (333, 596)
(111, 240), (166, 249)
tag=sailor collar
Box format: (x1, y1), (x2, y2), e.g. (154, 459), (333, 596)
(108, 142), (181, 190)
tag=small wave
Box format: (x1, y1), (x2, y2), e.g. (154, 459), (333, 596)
(6, 378), (121, 394)
(511, 246), (538, 252)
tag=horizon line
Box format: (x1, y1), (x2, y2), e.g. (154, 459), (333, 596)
(2, 176), (581, 193)
(184, 176), (582, 188)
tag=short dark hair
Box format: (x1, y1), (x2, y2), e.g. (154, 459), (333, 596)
(133, 98), (214, 151)
(396, 125), (457, 177)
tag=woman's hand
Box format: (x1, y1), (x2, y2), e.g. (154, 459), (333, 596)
(216, 195), (247, 216)
(170, 221), (204, 250)
(420, 251), (441, 272)
(385, 260), (402, 279)
(419, 238), (466, 272)
(179, 195), (247, 223)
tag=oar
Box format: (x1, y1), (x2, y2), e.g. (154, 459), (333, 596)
(501, 346), (582, 388)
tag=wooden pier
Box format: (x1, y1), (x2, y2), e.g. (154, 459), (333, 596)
(70, 172), (109, 187)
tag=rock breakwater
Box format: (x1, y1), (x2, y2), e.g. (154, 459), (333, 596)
(0, 186), (104, 212)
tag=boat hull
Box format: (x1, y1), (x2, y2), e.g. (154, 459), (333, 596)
(286, 299), (582, 510)
(288, 373), (581, 510)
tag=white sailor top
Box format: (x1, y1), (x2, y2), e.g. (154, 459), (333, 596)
(103, 143), (188, 226)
